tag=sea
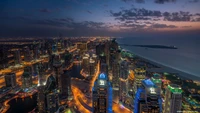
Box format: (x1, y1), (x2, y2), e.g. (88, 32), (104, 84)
(117, 36), (200, 80)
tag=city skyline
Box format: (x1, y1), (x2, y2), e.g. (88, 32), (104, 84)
(0, 0), (200, 37)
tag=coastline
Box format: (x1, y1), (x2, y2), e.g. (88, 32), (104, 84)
(121, 47), (200, 81)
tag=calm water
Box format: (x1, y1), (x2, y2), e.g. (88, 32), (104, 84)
(6, 93), (37, 113)
(6, 64), (83, 113)
(117, 37), (200, 80)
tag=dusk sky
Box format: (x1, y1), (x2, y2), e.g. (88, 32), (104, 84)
(0, 0), (200, 37)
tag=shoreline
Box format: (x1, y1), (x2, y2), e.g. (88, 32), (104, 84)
(121, 47), (200, 81)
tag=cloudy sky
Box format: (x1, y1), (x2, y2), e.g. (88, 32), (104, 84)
(0, 0), (200, 37)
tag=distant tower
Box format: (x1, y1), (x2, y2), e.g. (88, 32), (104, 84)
(53, 54), (63, 91)
(119, 60), (129, 102)
(44, 75), (59, 113)
(133, 68), (146, 96)
(14, 49), (21, 65)
(64, 51), (72, 67)
(164, 84), (182, 113)
(24, 46), (32, 62)
(61, 70), (73, 100)
(82, 56), (89, 73)
(100, 63), (108, 76)
(89, 58), (95, 76)
(104, 42), (110, 67)
(57, 41), (62, 52)
(38, 62), (46, 86)
(134, 79), (162, 113)
(37, 85), (46, 113)
(33, 41), (40, 60)
(92, 73), (112, 113)
(151, 73), (162, 94)
(4, 73), (17, 88)
(22, 66), (33, 89)
(112, 60), (120, 89)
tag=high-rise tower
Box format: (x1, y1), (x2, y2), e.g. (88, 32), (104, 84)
(164, 84), (182, 113)
(44, 75), (59, 113)
(119, 60), (129, 102)
(4, 73), (17, 88)
(92, 73), (112, 113)
(53, 54), (63, 91)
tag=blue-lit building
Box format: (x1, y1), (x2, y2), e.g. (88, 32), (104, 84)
(134, 79), (162, 113)
(92, 73), (112, 113)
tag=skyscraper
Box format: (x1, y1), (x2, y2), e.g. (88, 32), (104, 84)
(89, 58), (95, 76)
(60, 70), (73, 100)
(133, 68), (146, 96)
(82, 56), (89, 73)
(104, 41), (110, 67)
(112, 60), (120, 89)
(33, 41), (40, 60)
(57, 41), (62, 52)
(24, 46), (32, 62)
(4, 73), (17, 88)
(92, 73), (112, 113)
(44, 75), (59, 113)
(151, 73), (162, 94)
(100, 63), (108, 76)
(22, 66), (33, 89)
(53, 54), (63, 91)
(164, 84), (182, 113)
(38, 62), (46, 86)
(119, 60), (129, 102)
(134, 79), (162, 113)
(14, 49), (21, 65)
(37, 85), (46, 113)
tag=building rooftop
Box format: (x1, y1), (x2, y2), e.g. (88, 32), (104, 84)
(168, 84), (182, 94)
(142, 79), (155, 87)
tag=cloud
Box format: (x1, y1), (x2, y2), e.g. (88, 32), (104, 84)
(150, 23), (177, 28)
(188, 0), (199, 3)
(110, 8), (162, 22)
(121, 0), (145, 3)
(110, 7), (197, 22)
(163, 11), (191, 21)
(86, 10), (92, 14)
(154, 0), (176, 4)
(39, 8), (51, 13)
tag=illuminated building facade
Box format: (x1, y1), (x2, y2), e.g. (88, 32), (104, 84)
(57, 41), (62, 52)
(112, 60), (120, 89)
(37, 85), (46, 113)
(14, 49), (21, 65)
(89, 59), (95, 76)
(44, 75), (59, 113)
(4, 73), (17, 88)
(164, 84), (182, 113)
(82, 56), (89, 73)
(92, 73), (112, 113)
(24, 46), (32, 62)
(133, 68), (146, 96)
(22, 66), (33, 89)
(53, 54), (63, 91)
(38, 63), (46, 86)
(151, 73), (162, 94)
(33, 41), (40, 60)
(119, 60), (129, 102)
(60, 70), (73, 100)
(100, 63), (108, 76)
(134, 79), (162, 113)
(104, 41), (110, 67)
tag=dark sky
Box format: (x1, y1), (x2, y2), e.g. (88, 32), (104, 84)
(0, 0), (200, 37)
